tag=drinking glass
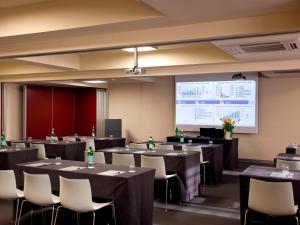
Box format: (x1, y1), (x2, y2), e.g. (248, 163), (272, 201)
(188, 139), (192, 145)
(282, 164), (289, 175)
(182, 146), (188, 154)
(209, 140), (213, 145)
(129, 163), (136, 173)
(55, 157), (62, 165)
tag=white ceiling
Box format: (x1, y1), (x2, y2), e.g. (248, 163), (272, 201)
(0, 0), (50, 8)
(141, 0), (300, 22)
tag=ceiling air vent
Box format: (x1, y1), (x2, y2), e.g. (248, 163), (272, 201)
(222, 40), (300, 55)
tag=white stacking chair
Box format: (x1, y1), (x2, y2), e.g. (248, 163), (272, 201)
(18, 172), (59, 225)
(141, 155), (178, 212)
(112, 153), (135, 166)
(276, 159), (300, 170)
(84, 152), (106, 164)
(62, 137), (76, 142)
(30, 143), (47, 160)
(46, 136), (58, 141)
(244, 178), (299, 225)
(129, 143), (147, 149)
(187, 146), (209, 184)
(54, 176), (116, 225)
(0, 170), (24, 225)
(85, 138), (96, 151)
(155, 144), (174, 151)
(11, 142), (26, 148)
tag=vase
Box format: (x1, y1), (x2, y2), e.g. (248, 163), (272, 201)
(224, 131), (232, 140)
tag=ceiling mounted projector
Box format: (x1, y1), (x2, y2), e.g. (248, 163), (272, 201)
(232, 73), (246, 80)
(125, 47), (145, 75)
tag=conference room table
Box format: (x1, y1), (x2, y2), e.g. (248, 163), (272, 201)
(166, 136), (238, 170)
(9, 140), (86, 161)
(0, 146), (38, 170)
(240, 165), (300, 225)
(160, 142), (223, 184)
(97, 147), (201, 202)
(62, 136), (126, 150)
(15, 159), (155, 225)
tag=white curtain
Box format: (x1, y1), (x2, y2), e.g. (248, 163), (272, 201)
(96, 89), (108, 137)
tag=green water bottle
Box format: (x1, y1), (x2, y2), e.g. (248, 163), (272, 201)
(148, 136), (155, 150)
(51, 128), (56, 140)
(175, 127), (179, 137)
(87, 146), (94, 168)
(180, 130), (184, 143)
(1, 131), (7, 147)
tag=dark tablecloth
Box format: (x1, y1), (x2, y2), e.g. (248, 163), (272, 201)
(163, 142), (223, 184)
(240, 166), (300, 225)
(98, 147), (200, 201)
(166, 136), (238, 170)
(15, 159), (155, 225)
(0, 147), (38, 170)
(9, 140), (86, 161)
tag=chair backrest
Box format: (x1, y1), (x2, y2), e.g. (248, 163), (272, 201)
(155, 144), (174, 151)
(186, 146), (204, 162)
(248, 178), (297, 216)
(276, 159), (300, 170)
(59, 176), (94, 212)
(0, 170), (19, 199)
(84, 138), (95, 150)
(24, 172), (53, 205)
(112, 153), (135, 166)
(141, 155), (167, 179)
(30, 143), (46, 159)
(62, 137), (76, 142)
(46, 136), (58, 141)
(129, 143), (147, 149)
(84, 151), (106, 164)
(11, 142), (26, 148)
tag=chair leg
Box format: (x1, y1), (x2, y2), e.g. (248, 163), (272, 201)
(17, 200), (27, 225)
(92, 211), (95, 225)
(14, 199), (20, 225)
(76, 212), (80, 225)
(111, 203), (116, 225)
(53, 205), (62, 225)
(244, 209), (250, 225)
(295, 215), (299, 225)
(203, 164), (206, 185)
(165, 179), (168, 212)
(50, 205), (55, 225)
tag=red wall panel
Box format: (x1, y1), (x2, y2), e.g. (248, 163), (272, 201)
(74, 88), (97, 136)
(53, 87), (75, 136)
(26, 86), (52, 139)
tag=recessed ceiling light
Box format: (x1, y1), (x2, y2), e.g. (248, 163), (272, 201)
(122, 46), (157, 52)
(83, 80), (108, 84)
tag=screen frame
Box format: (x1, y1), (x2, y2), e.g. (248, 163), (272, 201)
(175, 73), (259, 134)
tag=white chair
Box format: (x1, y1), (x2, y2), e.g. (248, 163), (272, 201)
(112, 153), (135, 167)
(155, 144), (174, 151)
(84, 151), (106, 164)
(84, 138), (95, 150)
(141, 155), (178, 212)
(187, 146), (209, 184)
(129, 143), (147, 149)
(244, 178), (299, 225)
(30, 143), (47, 160)
(0, 170), (24, 225)
(46, 136), (58, 141)
(11, 142), (26, 148)
(62, 137), (76, 142)
(54, 176), (116, 225)
(276, 159), (300, 170)
(18, 172), (59, 225)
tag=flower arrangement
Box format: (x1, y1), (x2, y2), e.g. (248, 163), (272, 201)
(220, 118), (237, 133)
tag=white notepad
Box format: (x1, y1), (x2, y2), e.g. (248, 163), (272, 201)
(98, 170), (126, 176)
(134, 150), (146, 154)
(0, 149), (8, 152)
(106, 149), (120, 152)
(292, 156), (300, 160)
(59, 166), (85, 171)
(270, 172), (293, 178)
(25, 162), (52, 167)
(165, 152), (180, 156)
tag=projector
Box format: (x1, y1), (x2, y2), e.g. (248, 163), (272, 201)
(125, 67), (145, 75)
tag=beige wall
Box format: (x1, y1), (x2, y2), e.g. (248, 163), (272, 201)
(108, 75), (300, 161)
(4, 83), (23, 140)
(108, 76), (174, 142)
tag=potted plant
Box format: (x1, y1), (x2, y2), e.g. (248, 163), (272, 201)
(220, 117), (238, 139)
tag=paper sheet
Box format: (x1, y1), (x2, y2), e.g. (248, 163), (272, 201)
(58, 166), (86, 171)
(25, 162), (52, 167)
(98, 170), (126, 176)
